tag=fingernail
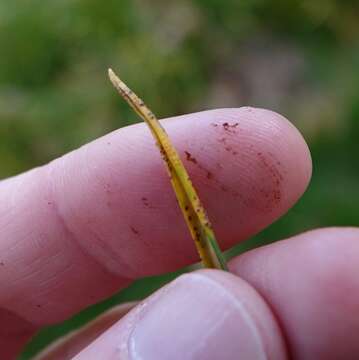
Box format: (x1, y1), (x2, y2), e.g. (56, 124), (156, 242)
(129, 272), (267, 360)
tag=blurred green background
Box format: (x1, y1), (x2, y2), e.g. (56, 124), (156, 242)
(0, 0), (358, 358)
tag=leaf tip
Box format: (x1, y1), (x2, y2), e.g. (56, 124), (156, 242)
(108, 68), (120, 89)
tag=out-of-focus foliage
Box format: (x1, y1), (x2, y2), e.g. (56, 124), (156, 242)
(0, 0), (358, 358)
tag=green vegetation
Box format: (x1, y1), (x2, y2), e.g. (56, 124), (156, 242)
(0, 1), (358, 358)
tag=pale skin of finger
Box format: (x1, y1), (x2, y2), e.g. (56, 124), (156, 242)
(0, 108), (311, 358)
(74, 270), (288, 360)
(74, 228), (359, 360)
(34, 302), (138, 360)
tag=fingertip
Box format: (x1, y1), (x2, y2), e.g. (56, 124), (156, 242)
(238, 106), (312, 202)
(75, 270), (287, 360)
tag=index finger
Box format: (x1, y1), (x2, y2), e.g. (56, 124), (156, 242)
(0, 107), (311, 328)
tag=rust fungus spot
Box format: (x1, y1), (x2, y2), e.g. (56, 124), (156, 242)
(184, 151), (197, 164)
(257, 152), (284, 183)
(185, 205), (189, 211)
(222, 122), (239, 132)
(254, 152), (285, 212)
(142, 197), (151, 207)
(273, 190), (281, 200)
(0, 262), (4, 266)
(130, 226), (139, 235)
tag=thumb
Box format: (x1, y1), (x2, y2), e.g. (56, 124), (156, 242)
(74, 270), (287, 359)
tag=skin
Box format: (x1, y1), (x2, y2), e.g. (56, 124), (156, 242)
(0, 107), (357, 359)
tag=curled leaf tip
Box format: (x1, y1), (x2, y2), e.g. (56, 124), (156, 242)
(108, 68), (228, 271)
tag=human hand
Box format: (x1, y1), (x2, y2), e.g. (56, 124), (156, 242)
(1, 108), (356, 359)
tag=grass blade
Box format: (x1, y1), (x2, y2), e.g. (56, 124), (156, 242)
(108, 68), (227, 270)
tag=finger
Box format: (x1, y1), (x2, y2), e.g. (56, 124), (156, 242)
(0, 107), (311, 328)
(74, 270), (287, 360)
(230, 227), (359, 359)
(74, 228), (359, 360)
(34, 302), (138, 360)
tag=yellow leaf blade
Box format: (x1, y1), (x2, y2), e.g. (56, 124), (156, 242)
(108, 68), (227, 270)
